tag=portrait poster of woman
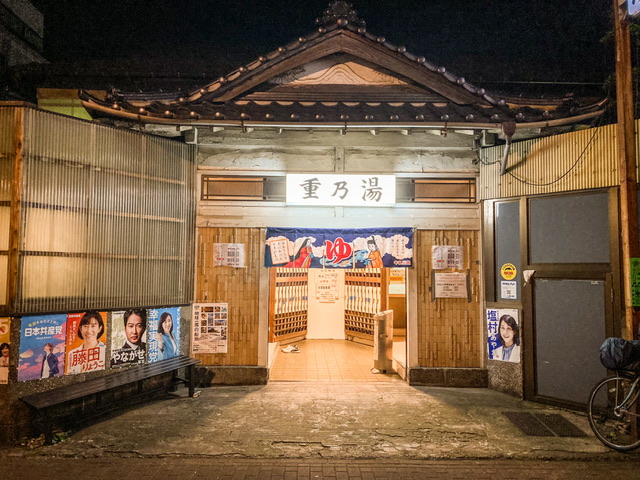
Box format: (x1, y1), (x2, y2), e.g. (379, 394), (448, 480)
(147, 307), (180, 363)
(65, 311), (108, 375)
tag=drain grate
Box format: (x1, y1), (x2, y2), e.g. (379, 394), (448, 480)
(532, 413), (587, 437)
(502, 412), (586, 437)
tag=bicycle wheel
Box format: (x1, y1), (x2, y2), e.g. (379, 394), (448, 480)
(588, 375), (640, 451)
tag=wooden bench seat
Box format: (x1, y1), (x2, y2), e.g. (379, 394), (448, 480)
(21, 355), (200, 441)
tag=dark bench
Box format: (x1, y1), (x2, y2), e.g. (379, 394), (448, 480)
(21, 355), (200, 442)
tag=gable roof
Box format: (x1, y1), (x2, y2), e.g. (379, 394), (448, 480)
(79, 1), (606, 137)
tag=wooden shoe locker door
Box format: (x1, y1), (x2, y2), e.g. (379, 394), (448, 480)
(344, 269), (388, 346)
(269, 267), (308, 344)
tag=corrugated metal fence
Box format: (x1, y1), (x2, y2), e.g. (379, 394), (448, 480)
(0, 105), (196, 314)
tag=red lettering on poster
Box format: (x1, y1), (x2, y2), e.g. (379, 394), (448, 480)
(325, 238), (352, 263)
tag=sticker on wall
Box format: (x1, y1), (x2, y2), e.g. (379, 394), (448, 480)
(631, 258), (640, 306)
(500, 263), (517, 281)
(487, 309), (520, 363)
(500, 281), (517, 300)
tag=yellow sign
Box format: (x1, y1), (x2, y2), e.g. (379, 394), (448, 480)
(500, 263), (517, 281)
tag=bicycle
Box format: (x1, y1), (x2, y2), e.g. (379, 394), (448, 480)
(588, 342), (640, 451)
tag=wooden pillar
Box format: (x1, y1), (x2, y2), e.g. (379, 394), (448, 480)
(614, 0), (640, 339)
(7, 108), (25, 312)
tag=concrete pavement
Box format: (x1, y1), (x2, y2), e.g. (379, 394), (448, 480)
(2, 381), (639, 478)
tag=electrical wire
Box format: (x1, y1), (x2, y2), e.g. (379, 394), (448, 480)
(504, 114), (605, 187)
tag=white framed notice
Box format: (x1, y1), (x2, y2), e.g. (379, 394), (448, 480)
(434, 273), (468, 298)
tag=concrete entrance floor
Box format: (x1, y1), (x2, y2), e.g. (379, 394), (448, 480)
(14, 381), (635, 460)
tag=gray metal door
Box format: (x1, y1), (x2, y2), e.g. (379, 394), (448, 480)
(532, 278), (608, 406)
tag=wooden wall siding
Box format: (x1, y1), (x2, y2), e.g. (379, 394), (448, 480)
(416, 230), (482, 368)
(478, 123), (618, 200)
(270, 268), (308, 342)
(195, 227), (263, 366)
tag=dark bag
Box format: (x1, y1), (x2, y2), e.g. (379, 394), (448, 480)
(599, 337), (640, 370)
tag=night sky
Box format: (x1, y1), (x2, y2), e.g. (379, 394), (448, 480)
(30, 1), (615, 90)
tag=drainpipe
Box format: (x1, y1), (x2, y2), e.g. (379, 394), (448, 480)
(500, 122), (516, 176)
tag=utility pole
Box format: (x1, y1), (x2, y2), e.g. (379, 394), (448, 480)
(614, 0), (640, 339)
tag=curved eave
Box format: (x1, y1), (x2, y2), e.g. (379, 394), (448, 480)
(82, 98), (605, 132)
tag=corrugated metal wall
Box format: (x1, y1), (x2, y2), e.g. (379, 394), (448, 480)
(0, 105), (196, 313)
(478, 123), (619, 199)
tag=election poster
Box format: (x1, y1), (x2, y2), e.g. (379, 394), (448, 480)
(487, 308), (520, 363)
(110, 309), (148, 368)
(0, 317), (10, 384)
(148, 307), (180, 363)
(65, 311), (108, 375)
(18, 314), (66, 381)
(192, 303), (228, 354)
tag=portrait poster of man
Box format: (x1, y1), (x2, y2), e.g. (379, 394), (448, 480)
(147, 307), (180, 363)
(65, 311), (108, 375)
(17, 314), (66, 381)
(110, 309), (148, 368)
(0, 317), (10, 384)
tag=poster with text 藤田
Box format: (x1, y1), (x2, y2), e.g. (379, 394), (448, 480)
(192, 303), (228, 354)
(487, 308), (520, 363)
(18, 314), (67, 381)
(65, 311), (108, 375)
(0, 317), (10, 384)
(147, 307), (181, 363)
(110, 309), (148, 368)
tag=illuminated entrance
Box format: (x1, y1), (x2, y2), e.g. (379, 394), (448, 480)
(265, 227), (411, 381)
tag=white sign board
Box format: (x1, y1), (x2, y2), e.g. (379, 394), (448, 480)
(431, 245), (464, 270)
(630, 0), (640, 17)
(286, 174), (396, 206)
(434, 273), (468, 298)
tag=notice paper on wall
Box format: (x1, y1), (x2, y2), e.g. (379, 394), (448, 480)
(316, 270), (339, 303)
(501, 281), (517, 300)
(214, 243), (246, 267)
(434, 272), (468, 298)
(192, 303), (228, 354)
(431, 245), (464, 270)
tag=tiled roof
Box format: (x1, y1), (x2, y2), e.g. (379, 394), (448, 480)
(80, 1), (607, 131)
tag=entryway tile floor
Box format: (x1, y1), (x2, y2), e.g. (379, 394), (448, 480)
(269, 339), (402, 382)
